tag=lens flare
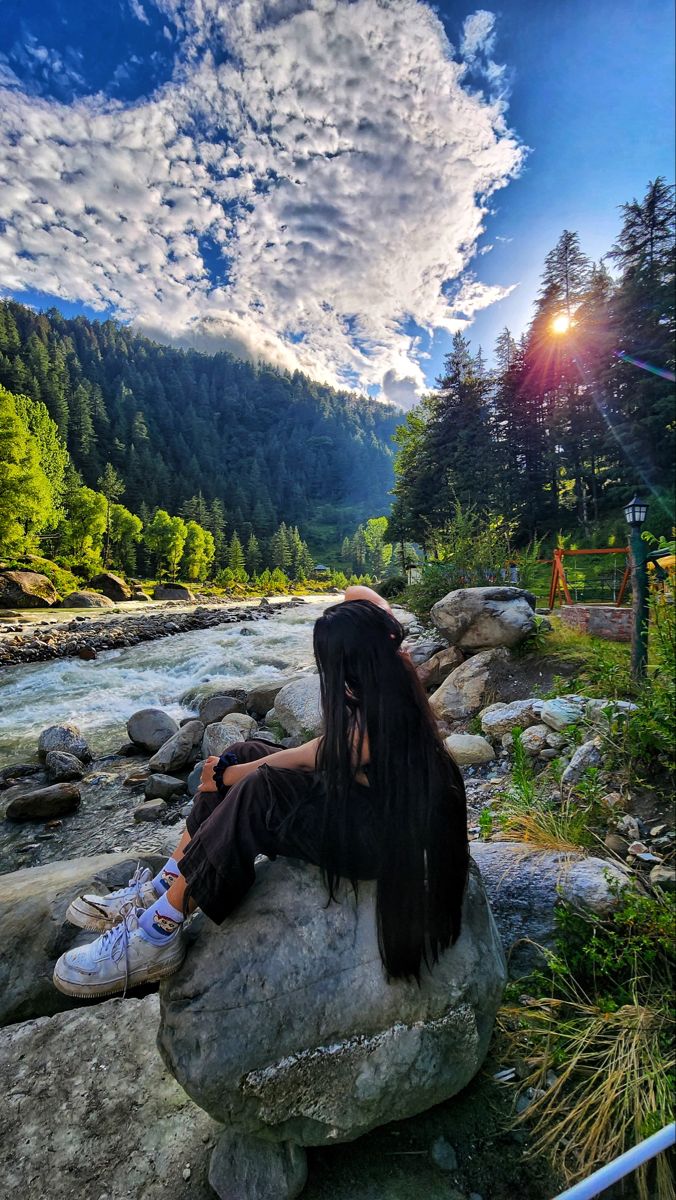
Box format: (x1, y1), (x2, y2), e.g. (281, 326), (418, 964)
(551, 313), (571, 335)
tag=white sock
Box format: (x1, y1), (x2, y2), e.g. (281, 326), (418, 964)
(152, 856), (181, 895)
(139, 894), (184, 943)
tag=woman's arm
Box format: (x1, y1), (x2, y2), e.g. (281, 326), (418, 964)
(344, 584), (393, 614)
(200, 737), (322, 791)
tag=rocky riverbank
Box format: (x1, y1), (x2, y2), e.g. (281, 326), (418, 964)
(0, 595), (310, 667)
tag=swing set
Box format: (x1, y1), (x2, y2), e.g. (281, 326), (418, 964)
(548, 546), (632, 609)
(548, 545), (674, 609)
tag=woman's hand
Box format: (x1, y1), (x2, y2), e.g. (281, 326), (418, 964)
(200, 756), (220, 791)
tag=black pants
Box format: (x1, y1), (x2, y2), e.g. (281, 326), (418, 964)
(179, 740), (382, 923)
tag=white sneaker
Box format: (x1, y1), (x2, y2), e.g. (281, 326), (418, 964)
(66, 864), (159, 931)
(53, 905), (185, 999)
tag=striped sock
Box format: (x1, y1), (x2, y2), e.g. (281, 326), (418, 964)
(139, 894), (184, 943)
(152, 856), (180, 895)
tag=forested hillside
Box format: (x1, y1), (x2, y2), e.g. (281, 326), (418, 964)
(0, 301), (398, 556)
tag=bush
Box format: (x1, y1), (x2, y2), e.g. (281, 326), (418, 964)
(374, 575), (406, 599)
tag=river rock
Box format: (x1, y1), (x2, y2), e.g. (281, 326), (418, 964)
(209, 1130), (307, 1200)
(149, 720), (204, 772)
(246, 676), (305, 718)
(404, 636), (448, 666)
(471, 842), (629, 976)
(85, 570), (131, 601)
(429, 649), (509, 721)
(0, 853), (165, 1024)
(416, 646), (465, 690)
(145, 774), (187, 801)
(6, 782), (81, 822)
(37, 722), (91, 763)
(158, 859), (506, 1168)
(202, 715), (258, 758)
(134, 798), (168, 822)
(272, 675), (323, 738)
(61, 590), (115, 608)
(153, 584), (195, 601)
(431, 587), (536, 650)
(45, 751), (85, 782)
(649, 865), (676, 892)
(561, 739), (604, 787)
(444, 734), (495, 766)
(0, 569), (59, 608)
(127, 708), (180, 753)
(0, 994), (220, 1199)
(198, 694), (246, 724)
(480, 699), (543, 738)
(519, 724), (550, 755)
(540, 696), (586, 731)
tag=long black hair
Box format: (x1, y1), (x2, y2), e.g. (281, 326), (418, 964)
(313, 600), (469, 982)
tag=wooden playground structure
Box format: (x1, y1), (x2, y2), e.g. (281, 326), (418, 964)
(548, 545), (675, 609)
(548, 547), (631, 609)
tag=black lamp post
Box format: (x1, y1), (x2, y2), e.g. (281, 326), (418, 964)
(623, 495), (649, 680)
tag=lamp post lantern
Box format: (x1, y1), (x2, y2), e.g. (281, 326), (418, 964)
(623, 496), (649, 680)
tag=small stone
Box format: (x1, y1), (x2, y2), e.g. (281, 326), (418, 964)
(561, 739), (603, 788)
(182, 1166), (191, 1181)
(444, 733), (495, 767)
(649, 865), (676, 892)
(519, 724), (549, 755)
(45, 751), (85, 782)
(539, 748), (559, 761)
(127, 708), (180, 754)
(123, 768), (151, 787)
(540, 696), (586, 732)
(545, 731), (566, 750)
(604, 833), (629, 858)
(627, 841), (649, 856)
(617, 814), (641, 840)
(430, 1136), (458, 1172)
(634, 851), (662, 864)
(144, 774), (187, 802)
(650, 824), (667, 837)
(133, 798), (168, 822)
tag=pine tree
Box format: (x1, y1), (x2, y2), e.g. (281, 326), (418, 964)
(246, 532), (262, 576)
(228, 531), (247, 581)
(97, 462), (125, 568)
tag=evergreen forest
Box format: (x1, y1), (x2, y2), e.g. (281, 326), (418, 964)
(0, 178), (673, 595)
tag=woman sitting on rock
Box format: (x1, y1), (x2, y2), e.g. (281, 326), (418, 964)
(53, 586), (469, 997)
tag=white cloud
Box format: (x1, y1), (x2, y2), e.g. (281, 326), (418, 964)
(0, 0), (524, 405)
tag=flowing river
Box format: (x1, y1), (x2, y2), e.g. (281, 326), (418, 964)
(0, 600), (328, 873)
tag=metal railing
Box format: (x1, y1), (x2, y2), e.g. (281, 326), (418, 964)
(552, 1123), (675, 1200)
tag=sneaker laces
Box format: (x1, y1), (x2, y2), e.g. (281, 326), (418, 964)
(98, 902), (140, 997)
(104, 863), (151, 906)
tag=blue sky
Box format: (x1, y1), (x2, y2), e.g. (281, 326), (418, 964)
(0, 0), (673, 406)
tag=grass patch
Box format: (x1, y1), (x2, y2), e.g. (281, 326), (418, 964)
(498, 884), (676, 1199)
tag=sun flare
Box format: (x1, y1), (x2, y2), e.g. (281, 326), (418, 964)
(551, 313), (572, 335)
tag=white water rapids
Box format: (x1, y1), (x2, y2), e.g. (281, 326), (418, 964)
(0, 601), (327, 762)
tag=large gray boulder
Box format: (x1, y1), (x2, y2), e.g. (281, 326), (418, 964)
(471, 842), (629, 976)
(5, 782), (81, 821)
(37, 721), (91, 762)
(86, 571), (132, 601)
(246, 676), (305, 718)
(127, 707), (180, 753)
(0, 569), (59, 608)
(429, 649), (509, 720)
(61, 589), (115, 608)
(272, 675), (323, 738)
(202, 713), (258, 758)
(0, 852), (164, 1025)
(0, 995), (220, 1200)
(159, 858), (506, 1195)
(431, 587), (536, 650)
(153, 583), (195, 601)
(149, 719), (204, 772)
(198, 694), (246, 724)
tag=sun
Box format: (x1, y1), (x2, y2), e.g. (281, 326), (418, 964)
(551, 313), (572, 335)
